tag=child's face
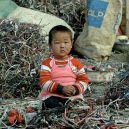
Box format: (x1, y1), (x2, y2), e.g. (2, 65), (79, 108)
(50, 31), (72, 59)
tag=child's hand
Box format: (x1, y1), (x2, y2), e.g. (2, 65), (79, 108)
(63, 85), (76, 96)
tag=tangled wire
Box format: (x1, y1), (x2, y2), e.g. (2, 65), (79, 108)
(12, 0), (87, 32)
(105, 68), (129, 109)
(0, 19), (49, 99)
(0, 98), (118, 129)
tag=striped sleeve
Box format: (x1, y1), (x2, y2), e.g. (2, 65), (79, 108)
(39, 58), (60, 94)
(71, 58), (89, 94)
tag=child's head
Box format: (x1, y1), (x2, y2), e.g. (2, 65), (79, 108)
(48, 25), (73, 59)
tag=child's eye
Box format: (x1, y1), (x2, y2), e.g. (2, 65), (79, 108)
(65, 42), (68, 44)
(55, 42), (60, 44)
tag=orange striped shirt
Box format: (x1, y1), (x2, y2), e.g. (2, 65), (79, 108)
(39, 56), (89, 95)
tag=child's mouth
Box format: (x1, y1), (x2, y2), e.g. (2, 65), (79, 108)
(61, 50), (65, 52)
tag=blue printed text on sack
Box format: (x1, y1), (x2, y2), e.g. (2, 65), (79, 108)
(87, 0), (109, 28)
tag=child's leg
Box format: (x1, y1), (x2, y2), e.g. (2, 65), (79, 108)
(42, 96), (67, 109)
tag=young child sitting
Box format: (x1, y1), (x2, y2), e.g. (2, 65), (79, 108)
(39, 25), (89, 108)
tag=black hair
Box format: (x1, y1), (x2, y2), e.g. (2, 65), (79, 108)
(48, 25), (73, 45)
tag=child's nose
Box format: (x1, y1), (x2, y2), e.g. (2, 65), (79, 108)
(60, 43), (65, 47)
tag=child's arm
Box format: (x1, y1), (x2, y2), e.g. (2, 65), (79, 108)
(39, 59), (64, 95)
(71, 59), (89, 95)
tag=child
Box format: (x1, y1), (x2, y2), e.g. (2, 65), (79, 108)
(39, 25), (89, 108)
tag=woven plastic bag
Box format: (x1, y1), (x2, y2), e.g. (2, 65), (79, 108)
(0, 0), (17, 18)
(0, 0), (73, 37)
(74, 0), (123, 60)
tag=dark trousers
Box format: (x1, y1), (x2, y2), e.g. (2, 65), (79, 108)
(42, 96), (68, 109)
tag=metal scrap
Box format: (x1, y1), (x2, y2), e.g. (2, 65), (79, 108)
(0, 1), (129, 128)
(0, 19), (49, 99)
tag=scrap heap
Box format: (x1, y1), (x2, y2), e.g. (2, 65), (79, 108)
(0, 19), (49, 99)
(0, 0), (129, 128)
